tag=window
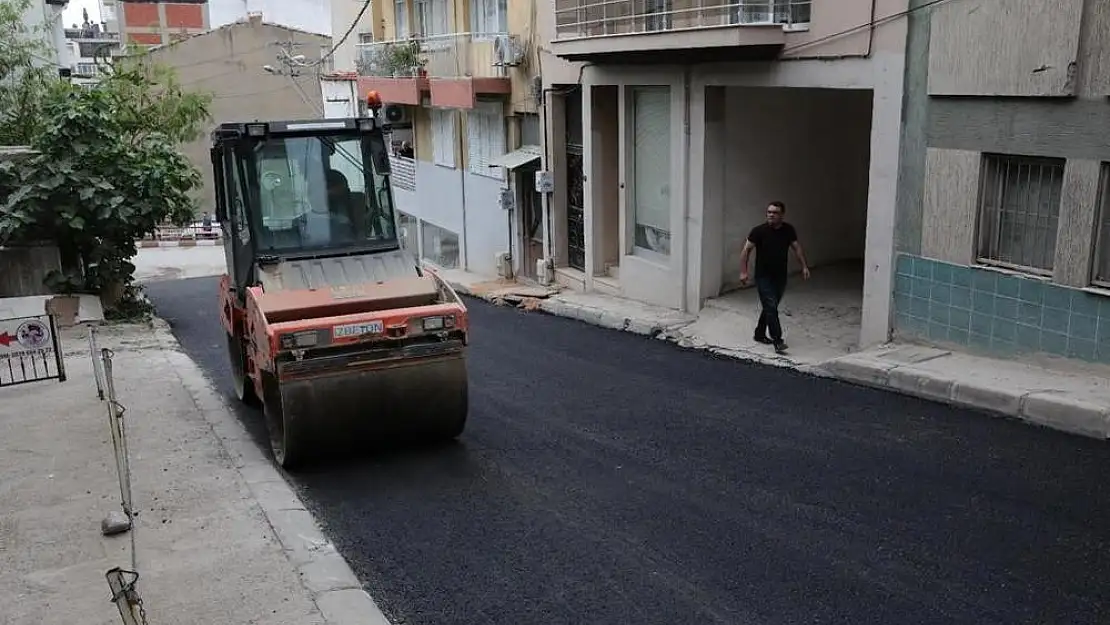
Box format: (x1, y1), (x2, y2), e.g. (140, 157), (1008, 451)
(466, 100), (506, 180)
(470, 0), (507, 37)
(630, 86), (672, 257)
(644, 0), (672, 32)
(397, 211), (419, 258)
(394, 0), (409, 38)
(975, 153), (1064, 275)
(415, 0), (449, 36)
(520, 113), (541, 146)
(358, 32), (374, 44)
(431, 108), (456, 168)
(737, 0), (811, 26)
(1093, 164), (1110, 288)
(421, 221), (460, 268)
(248, 133), (398, 254)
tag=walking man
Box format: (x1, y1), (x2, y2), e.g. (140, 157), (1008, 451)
(739, 201), (810, 354)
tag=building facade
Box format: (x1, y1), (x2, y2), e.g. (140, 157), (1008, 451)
(341, 0), (544, 280)
(542, 0), (910, 351)
(892, 0), (1110, 365)
(103, 0), (209, 50)
(22, 0), (70, 73)
(143, 15), (329, 215)
(64, 20), (122, 85)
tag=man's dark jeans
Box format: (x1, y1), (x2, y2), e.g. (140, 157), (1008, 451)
(754, 274), (788, 344)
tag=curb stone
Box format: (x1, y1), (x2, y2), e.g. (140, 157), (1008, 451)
(820, 356), (1110, 441)
(448, 274), (1109, 442)
(443, 276), (810, 369)
(152, 318), (391, 625)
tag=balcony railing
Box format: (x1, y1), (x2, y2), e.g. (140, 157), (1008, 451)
(65, 28), (120, 41)
(388, 153), (417, 192)
(553, 0), (811, 39)
(355, 32), (521, 80)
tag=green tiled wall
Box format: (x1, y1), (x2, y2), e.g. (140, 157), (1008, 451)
(893, 254), (1110, 364)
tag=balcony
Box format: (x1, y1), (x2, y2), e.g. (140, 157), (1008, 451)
(356, 33), (518, 109)
(64, 27), (120, 42)
(551, 0), (810, 63)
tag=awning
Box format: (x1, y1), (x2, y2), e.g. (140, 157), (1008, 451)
(487, 145), (542, 170)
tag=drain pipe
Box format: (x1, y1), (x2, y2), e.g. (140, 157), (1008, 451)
(678, 66), (692, 313)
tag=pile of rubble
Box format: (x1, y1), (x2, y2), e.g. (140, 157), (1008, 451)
(463, 280), (561, 311)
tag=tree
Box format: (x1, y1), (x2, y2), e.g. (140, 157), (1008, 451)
(0, 0), (57, 145)
(0, 0), (212, 316)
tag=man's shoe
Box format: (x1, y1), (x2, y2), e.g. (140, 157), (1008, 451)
(754, 335), (773, 345)
(773, 341), (788, 354)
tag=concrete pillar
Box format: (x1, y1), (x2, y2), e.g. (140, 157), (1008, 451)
(546, 91), (568, 267)
(581, 82), (595, 291)
(687, 84), (726, 311)
(860, 54), (908, 348)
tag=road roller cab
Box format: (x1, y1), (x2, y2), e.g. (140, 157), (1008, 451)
(211, 115), (470, 470)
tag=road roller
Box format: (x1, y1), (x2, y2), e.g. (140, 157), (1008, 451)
(211, 111), (469, 470)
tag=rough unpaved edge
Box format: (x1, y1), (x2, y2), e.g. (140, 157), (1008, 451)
(148, 317), (392, 625)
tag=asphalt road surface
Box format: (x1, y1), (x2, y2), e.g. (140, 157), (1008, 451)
(144, 276), (1110, 625)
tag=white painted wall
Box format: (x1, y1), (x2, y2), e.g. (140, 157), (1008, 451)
(208, 0), (331, 36)
(401, 162), (512, 277)
(462, 172), (510, 278)
(329, 0), (373, 72)
(720, 86), (872, 291)
(320, 78), (357, 118)
(414, 162), (465, 236)
(22, 0), (68, 69)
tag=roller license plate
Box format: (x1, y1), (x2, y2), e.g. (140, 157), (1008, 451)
(333, 320), (384, 339)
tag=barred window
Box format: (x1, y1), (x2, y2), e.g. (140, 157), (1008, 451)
(1093, 164), (1110, 288)
(975, 154), (1064, 275)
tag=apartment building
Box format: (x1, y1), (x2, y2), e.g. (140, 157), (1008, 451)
(144, 14), (329, 215)
(64, 20), (123, 85)
(102, 0), (209, 49)
(21, 0), (69, 73)
(341, 0), (544, 280)
(541, 0), (911, 356)
(892, 0), (1110, 366)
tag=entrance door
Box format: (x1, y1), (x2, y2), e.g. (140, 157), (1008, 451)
(518, 164), (544, 279)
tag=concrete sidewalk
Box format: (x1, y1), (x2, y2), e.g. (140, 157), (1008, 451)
(820, 344), (1110, 439)
(0, 321), (387, 625)
(432, 266), (1110, 442)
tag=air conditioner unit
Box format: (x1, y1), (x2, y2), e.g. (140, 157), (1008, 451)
(382, 104), (411, 124)
(492, 35), (525, 68)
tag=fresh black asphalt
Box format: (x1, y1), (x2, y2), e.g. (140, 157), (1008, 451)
(144, 275), (1110, 625)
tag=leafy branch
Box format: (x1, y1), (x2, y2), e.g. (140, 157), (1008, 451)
(0, 0), (213, 315)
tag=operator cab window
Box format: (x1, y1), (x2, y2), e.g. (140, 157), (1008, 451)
(251, 132), (397, 254)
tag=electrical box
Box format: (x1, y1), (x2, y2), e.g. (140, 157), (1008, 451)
(499, 188), (515, 211)
(535, 170), (554, 194)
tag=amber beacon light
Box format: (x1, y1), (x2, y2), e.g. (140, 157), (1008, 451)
(366, 90), (383, 112)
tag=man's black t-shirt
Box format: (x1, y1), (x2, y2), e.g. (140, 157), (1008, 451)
(748, 222), (797, 280)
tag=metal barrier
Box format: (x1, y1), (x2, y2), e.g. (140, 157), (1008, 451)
(89, 325), (105, 400)
(0, 313), (65, 388)
(96, 345), (148, 624)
